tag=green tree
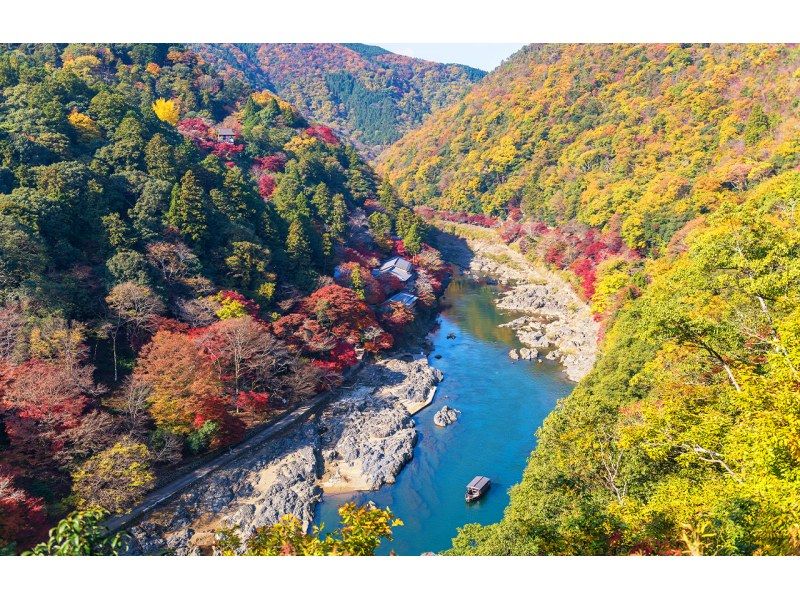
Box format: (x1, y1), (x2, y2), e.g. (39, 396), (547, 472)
(25, 508), (128, 556)
(285, 218), (312, 273)
(351, 266), (366, 300)
(368, 211), (392, 248)
(402, 222), (423, 255)
(330, 193), (347, 238)
(166, 171), (208, 244)
(744, 104), (770, 145)
(311, 182), (333, 222)
(144, 133), (176, 181)
(378, 180), (398, 216)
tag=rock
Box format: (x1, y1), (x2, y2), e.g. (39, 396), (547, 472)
(446, 332), (456, 340)
(509, 348), (519, 360)
(434, 354), (442, 359)
(433, 405), (460, 427)
(519, 347), (532, 360)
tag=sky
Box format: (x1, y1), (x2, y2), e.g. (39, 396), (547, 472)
(380, 43), (525, 72)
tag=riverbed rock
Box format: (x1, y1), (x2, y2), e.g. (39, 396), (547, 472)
(433, 228), (599, 382)
(509, 348), (519, 360)
(433, 405), (459, 427)
(127, 356), (443, 554)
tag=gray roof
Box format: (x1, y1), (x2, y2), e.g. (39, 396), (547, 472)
(380, 256), (413, 273)
(217, 127), (235, 136)
(387, 292), (418, 307)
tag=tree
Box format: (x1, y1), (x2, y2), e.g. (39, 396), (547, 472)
(744, 104), (770, 145)
(0, 471), (47, 554)
(285, 218), (312, 274)
(133, 330), (225, 437)
(144, 133), (176, 181)
(106, 281), (165, 380)
(350, 266), (366, 300)
(196, 316), (294, 414)
(25, 508), (128, 556)
(402, 222), (423, 255)
(152, 98), (180, 125)
(71, 439), (155, 514)
(377, 180), (398, 216)
(368, 212), (392, 249)
(216, 502), (402, 556)
(311, 182), (333, 221)
(330, 193), (347, 239)
(166, 171), (208, 244)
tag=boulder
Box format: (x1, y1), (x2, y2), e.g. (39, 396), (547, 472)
(433, 405), (460, 427)
(509, 348), (519, 360)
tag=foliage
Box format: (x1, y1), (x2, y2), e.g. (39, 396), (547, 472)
(151, 98), (180, 126)
(447, 175), (800, 555)
(197, 43), (484, 158)
(25, 507), (128, 556)
(71, 439), (155, 514)
(216, 501), (402, 555)
(380, 44), (800, 255)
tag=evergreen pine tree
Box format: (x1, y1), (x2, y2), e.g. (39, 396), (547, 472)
(144, 133), (176, 181)
(285, 218), (312, 272)
(311, 182), (333, 222)
(330, 193), (347, 239)
(403, 222), (423, 255)
(166, 171), (208, 244)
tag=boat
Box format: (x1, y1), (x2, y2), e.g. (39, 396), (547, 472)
(465, 476), (491, 502)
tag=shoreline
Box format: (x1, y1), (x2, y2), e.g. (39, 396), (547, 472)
(126, 352), (443, 555)
(432, 223), (599, 383)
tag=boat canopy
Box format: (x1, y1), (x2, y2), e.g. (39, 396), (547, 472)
(467, 476), (490, 491)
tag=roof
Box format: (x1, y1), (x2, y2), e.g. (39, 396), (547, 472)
(380, 256), (413, 273)
(387, 292), (418, 307)
(467, 476), (490, 491)
(217, 127), (235, 136)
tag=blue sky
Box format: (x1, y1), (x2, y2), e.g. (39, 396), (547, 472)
(380, 43), (525, 72)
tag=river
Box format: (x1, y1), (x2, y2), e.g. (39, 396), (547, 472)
(314, 274), (575, 555)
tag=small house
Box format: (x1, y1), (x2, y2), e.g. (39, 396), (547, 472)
(217, 127), (236, 144)
(374, 256), (414, 282)
(386, 292), (418, 308)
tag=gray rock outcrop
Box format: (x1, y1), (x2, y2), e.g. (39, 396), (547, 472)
(433, 406), (459, 427)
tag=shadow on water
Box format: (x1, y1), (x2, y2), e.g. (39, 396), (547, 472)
(313, 273), (574, 555)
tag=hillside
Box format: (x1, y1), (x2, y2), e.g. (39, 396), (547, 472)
(377, 44), (800, 554)
(379, 44), (800, 253)
(198, 43), (485, 159)
(0, 43), (442, 553)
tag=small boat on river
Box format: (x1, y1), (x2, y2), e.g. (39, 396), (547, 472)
(465, 476), (491, 502)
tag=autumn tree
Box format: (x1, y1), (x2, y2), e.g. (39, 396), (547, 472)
(216, 502), (402, 556)
(106, 281), (165, 380)
(152, 98), (180, 125)
(71, 438), (155, 514)
(133, 330), (225, 438)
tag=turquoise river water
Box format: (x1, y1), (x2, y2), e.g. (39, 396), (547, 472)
(314, 275), (575, 555)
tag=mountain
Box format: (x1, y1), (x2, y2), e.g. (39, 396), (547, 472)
(0, 42), (407, 552)
(379, 43), (800, 252)
(376, 44), (800, 555)
(196, 43), (485, 159)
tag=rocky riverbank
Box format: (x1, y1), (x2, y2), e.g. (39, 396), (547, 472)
(434, 225), (598, 382)
(126, 356), (442, 555)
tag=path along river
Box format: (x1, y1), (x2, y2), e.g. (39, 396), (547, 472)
(314, 274), (574, 555)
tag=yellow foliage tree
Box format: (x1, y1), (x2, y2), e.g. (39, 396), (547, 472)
(68, 110), (101, 143)
(152, 98), (180, 125)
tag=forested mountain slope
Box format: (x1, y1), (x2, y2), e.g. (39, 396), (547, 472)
(380, 44), (800, 252)
(198, 44), (485, 159)
(0, 43), (442, 554)
(378, 44), (800, 555)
